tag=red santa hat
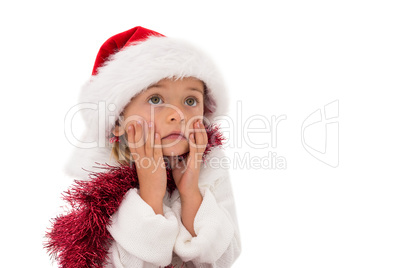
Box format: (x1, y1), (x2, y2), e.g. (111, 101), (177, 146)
(65, 26), (229, 179)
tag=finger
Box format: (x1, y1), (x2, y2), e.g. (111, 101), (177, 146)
(189, 128), (196, 149)
(188, 133), (198, 169)
(134, 120), (145, 156)
(145, 121), (154, 157)
(154, 132), (163, 160)
(127, 124), (136, 153)
(199, 120), (208, 152)
(127, 124), (140, 163)
(188, 132), (195, 156)
(154, 132), (167, 171)
(194, 120), (206, 151)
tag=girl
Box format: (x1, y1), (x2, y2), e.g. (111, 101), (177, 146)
(45, 26), (241, 268)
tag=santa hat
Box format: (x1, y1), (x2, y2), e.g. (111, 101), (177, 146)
(65, 26), (229, 179)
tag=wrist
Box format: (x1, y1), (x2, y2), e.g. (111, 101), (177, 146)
(139, 190), (164, 215)
(179, 189), (203, 237)
(180, 188), (202, 204)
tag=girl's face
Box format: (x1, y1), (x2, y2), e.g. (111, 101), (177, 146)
(114, 77), (205, 156)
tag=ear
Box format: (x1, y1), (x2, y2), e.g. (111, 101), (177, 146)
(112, 125), (125, 137)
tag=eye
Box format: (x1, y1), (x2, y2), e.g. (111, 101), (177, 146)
(148, 95), (162, 105)
(185, 97), (198, 107)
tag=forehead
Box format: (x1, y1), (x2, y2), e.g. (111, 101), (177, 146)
(147, 77), (205, 95)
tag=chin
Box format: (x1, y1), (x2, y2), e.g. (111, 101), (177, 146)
(161, 139), (189, 156)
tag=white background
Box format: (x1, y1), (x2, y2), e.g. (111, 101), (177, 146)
(1, 1), (401, 267)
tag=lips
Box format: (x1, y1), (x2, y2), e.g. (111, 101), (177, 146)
(162, 132), (186, 140)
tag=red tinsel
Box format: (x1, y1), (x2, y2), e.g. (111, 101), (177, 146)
(45, 124), (225, 268)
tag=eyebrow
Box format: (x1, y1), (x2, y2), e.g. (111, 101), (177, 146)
(187, 87), (204, 95)
(148, 84), (204, 95)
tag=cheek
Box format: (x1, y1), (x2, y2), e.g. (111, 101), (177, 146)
(153, 119), (163, 135)
(186, 110), (204, 127)
(123, 109), (152, 129)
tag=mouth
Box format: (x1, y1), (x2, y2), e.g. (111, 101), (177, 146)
(162, 133), (186, 140)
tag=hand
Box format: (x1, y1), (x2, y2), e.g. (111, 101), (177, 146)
(170, 119), (207, 199)
(169, 119), (207, 236)
(127, 120), (166, 214)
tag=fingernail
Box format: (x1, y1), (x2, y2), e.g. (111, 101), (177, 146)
(128, 125), (133, 131)
(148, 121), (153, 128)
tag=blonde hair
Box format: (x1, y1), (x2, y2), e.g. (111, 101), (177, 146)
(110, 80), (213, 165)
(110, 133), (132, 165)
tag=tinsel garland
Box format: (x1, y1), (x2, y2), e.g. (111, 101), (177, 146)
(44, 124), (225, 268)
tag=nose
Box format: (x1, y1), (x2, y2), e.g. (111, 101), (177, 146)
(168, 111), (185, 123)
(166, 106), (186, 123)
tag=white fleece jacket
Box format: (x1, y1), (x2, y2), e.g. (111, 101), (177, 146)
(106, 148), (241, 267)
